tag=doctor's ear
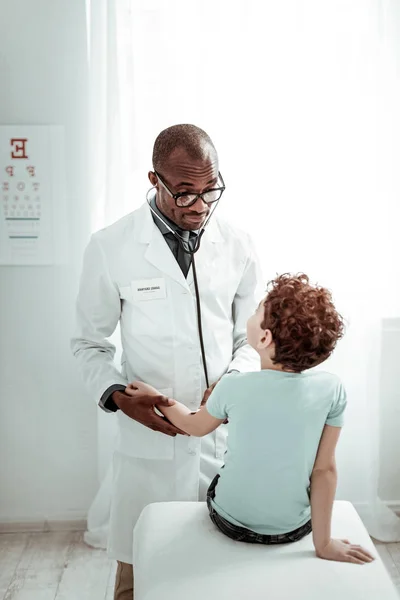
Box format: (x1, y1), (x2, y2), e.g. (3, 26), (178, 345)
(148, 171), (158, 187)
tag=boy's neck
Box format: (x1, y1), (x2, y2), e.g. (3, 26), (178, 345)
(260, 356), (297, 374)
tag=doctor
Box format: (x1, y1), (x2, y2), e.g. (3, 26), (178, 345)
(72, 124), (262, 600)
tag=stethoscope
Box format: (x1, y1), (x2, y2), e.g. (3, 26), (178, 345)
(146, 186), (220, 389)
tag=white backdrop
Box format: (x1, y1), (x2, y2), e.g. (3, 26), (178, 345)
(85, 0), (400, 547)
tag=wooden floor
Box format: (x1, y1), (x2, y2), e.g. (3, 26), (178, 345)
(0, 531), (399, 599)
(0, 532), (116, 600)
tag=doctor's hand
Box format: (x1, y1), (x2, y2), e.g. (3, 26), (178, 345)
(112, 382), (187, 437)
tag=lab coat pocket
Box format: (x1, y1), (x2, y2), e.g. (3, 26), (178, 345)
(115, 388), (175, 460)
(119, 282), (171, 338)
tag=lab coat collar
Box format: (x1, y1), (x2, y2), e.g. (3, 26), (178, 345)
(137, 202), (223, 245)
(136, 202), (222, 290)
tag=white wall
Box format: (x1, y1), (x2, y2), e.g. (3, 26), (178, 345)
(379, 320), (400, 505)
(0, 0), (97, 522)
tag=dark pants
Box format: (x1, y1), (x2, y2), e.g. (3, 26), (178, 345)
(206, 474), (312, 544)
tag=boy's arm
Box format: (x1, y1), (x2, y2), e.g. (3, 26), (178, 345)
(310, 424), (374, 564)
(158, 402), (224, 437)
(125, 382), (224, 436)
(310, 425), (340, 552)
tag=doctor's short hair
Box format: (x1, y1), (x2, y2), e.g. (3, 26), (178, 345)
(261, 274), (345, 373)
(152, 124), (217, 172)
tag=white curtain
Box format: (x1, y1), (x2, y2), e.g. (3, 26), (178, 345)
(85, 0), (400, 547)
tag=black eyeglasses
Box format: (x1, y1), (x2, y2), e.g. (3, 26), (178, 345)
(154, 170), (225, 208)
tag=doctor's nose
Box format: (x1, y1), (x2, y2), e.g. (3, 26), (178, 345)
(190, 197), (208, 213)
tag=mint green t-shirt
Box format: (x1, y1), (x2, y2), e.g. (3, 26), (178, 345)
(206, 370), (347, 535)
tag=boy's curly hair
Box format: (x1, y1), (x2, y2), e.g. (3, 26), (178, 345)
(261, 274), (344, 373)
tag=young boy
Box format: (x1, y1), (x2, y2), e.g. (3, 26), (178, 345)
(126, 274), (374, 564)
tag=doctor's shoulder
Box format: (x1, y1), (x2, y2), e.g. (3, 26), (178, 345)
(214, 215), (256, 260)
(92, 211), (137, 244)
(89, 210), (140, 256)
(83, 211), (140, 277)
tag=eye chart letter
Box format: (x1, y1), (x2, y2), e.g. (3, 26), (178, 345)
(0, 126), (67, 265)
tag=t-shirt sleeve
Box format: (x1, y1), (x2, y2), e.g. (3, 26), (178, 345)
(206, 376), (231, 420)
(326, 383), (347, 427)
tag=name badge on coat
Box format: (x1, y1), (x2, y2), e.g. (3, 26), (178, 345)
(132, 278), (167, 301)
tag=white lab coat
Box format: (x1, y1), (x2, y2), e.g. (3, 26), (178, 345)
(72, 202), (262, 563)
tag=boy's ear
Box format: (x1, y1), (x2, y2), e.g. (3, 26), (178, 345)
(257, 329), (273, 350)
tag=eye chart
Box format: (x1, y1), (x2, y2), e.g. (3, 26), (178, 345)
(0, 126), (67, 265)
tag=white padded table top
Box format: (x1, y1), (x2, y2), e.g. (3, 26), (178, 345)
(133, 501), (398, 600)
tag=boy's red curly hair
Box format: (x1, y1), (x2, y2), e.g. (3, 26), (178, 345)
(261, 273), (344, 373)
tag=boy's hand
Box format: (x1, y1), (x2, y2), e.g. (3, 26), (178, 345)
(201, 378), (229, 424)
(316, 539), (375, 564)
(113, 381), (186, 437)
(201, 380), (219, 407)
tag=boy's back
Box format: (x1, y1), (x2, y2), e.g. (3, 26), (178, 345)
(151, 273), (373, 564)
(207, 370), (346, 535)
